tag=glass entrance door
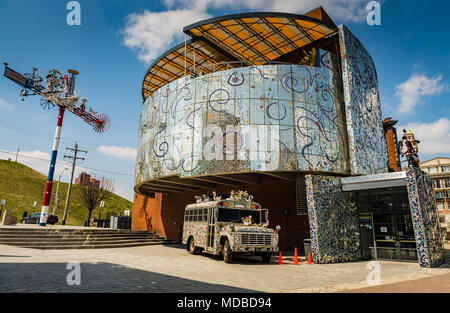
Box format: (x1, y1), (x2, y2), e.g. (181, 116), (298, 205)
(356, 188), (418, 263)
(373, 212), (417, 261)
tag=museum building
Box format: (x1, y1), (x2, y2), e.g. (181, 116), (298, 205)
(131, 7), (445, 267)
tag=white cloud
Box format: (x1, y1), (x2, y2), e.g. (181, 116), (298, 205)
(0, 149), (135, 202)
(0, 149), (68, 177)
(395, 74), (445, 114)
(0, 98), (15, 111)
(124, 0), (373, 64)
(97, 145), (137, 160)
(123, 9), (211, 63)
(399, 118), (450, 155)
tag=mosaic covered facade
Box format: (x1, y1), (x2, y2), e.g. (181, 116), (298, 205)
(339, 25), (387, 175)
(305, 168), (445, 267)
(406, 167), (445, 267)
(135, 25), (390, 188)
(305, 174), (361, 264)
(135, 50), (351, 186)
(132, 10), (445, 268)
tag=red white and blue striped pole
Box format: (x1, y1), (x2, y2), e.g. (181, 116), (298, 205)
(39, 107), (65, 226)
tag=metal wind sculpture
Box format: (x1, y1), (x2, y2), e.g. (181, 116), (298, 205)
(3, 63), (111, 226)
(398, 129), (420, 168)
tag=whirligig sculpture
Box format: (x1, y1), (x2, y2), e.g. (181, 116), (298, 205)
(398, 129), (420, 168)
(3, 63), (111, 226)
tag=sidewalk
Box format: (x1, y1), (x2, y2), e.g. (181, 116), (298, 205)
(343, 272), (450, 293)
(1, 243), (449, 293)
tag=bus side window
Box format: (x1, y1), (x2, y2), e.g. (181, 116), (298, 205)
(203, 209), (208, 221)
(187, 210), (192, 222)
(193, 209), (198, 222)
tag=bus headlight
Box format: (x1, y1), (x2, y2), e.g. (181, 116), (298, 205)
(234, 234), (240, 244)
(272, 235), (278, 245)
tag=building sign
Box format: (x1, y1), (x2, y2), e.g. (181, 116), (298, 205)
(342, 172), (406, 184)
(341, 171), (407, 192)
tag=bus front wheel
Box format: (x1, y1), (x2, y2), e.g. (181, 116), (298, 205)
(188, 237), (200, 255)
(223, 240), (233, 263)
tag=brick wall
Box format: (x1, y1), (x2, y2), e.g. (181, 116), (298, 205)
(132, 176), (310, 253)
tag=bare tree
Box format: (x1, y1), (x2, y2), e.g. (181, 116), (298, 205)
(78, 176), (114, 227)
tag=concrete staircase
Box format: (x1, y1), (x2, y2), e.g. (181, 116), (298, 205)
(0, 228), (176, 250)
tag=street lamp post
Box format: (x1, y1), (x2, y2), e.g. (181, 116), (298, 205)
(53, 168), (69, 215)
(98, 201), (105, 228)
(0, 199), (5, 218)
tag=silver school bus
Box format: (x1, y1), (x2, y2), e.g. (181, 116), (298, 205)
(182, 191), (280, 263)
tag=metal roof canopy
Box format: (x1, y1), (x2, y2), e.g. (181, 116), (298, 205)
(142, 38), (236, 99)
(142, 8), (337, 100)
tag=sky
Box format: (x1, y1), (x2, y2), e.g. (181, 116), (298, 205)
(0, 0), (449, 201)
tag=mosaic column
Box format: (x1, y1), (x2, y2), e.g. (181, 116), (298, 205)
(406, 166), (445, 267)
(305, 174), (361, 264)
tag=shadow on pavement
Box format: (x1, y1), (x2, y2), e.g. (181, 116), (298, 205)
(162, 244), (302, 265)
(0, 255), (31, 258)
(189, 251), (288, 266)
(162, 243), (185, 249)
(0, 262), (260, 293)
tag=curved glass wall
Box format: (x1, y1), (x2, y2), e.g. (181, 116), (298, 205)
(135, 50), (350, 186)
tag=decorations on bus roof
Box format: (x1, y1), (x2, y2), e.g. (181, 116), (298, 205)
(228, 190), (253, 202)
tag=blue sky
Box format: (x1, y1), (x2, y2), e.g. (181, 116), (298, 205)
(0, 0), (449, 201)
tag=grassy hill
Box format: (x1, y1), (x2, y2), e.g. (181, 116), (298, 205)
(0, 160), (133, 226)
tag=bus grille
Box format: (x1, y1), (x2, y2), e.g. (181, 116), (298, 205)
(241, 233), (272, 245)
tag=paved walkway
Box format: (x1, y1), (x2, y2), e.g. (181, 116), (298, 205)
(342, 272), (450, 293)
(1, 244), (449, 293)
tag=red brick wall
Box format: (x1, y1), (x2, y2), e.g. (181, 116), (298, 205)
(131, 193), (165, 236)
(75, 173), (91, 186)
(132, 176), (311, 253)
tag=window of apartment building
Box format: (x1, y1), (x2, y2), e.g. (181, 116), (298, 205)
(437, 202), (444, 210)
(435, 192), (444, 199)
(442, 165), (450, 173)
(444, 179), (450, 188)
(429, 167), (438, 174)
(433, 180), (442, 188)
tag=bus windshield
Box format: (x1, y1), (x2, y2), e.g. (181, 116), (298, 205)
(217, 208), (261, 224)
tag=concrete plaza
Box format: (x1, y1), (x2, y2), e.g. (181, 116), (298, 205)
(0, 243), (449, 293)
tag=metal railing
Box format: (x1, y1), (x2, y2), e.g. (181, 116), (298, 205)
(193, 60), (304, 77)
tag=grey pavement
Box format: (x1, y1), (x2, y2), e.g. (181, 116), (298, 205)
(0, 243), (449, 293)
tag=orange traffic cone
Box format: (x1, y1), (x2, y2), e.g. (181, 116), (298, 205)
(278, 252), (283, 265)
(307, 253), (312, 264)
(294, 248), (299, 265)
